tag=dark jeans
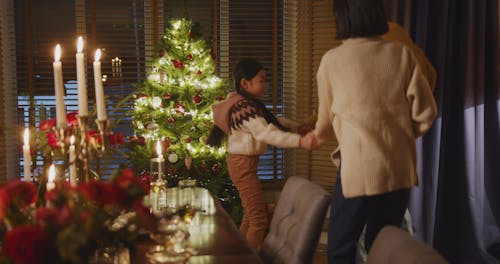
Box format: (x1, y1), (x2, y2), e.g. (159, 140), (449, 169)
(327, 172), (410, 264)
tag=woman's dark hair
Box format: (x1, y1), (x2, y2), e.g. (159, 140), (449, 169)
(334, 0), (388, 40)
(206, 59), (287, 147)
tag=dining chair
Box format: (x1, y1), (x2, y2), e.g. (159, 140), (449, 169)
(366, 225), (449, 264)
(259, 176), (331, 264)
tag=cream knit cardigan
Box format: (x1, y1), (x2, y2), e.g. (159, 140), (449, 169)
(314, 37), (437, 198)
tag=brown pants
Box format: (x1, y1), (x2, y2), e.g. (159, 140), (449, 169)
(227, 154), (268, 251)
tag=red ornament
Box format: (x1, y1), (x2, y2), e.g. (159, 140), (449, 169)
(211, 164), (220, 174)
(192, 94), (202, 105)
(187, 54), (193, 61)
(162, 139), (170, 151)
(167, 117), (175, 124)
(197, 70), (202, 76)
(172, 60), (184, 69)
(167, 167), (176, 174)
(175, 103), (185, 115)
(164, 92), (171, 100)
(200, 161), (207, 172)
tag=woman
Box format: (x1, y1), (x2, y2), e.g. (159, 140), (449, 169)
(305, 0), (438, 262)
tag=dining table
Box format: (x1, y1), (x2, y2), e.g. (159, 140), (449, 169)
(132, 188), (263, 264)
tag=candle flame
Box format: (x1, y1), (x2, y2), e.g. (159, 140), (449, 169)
(55, 44), (61, 62)
(77, 36), (83, 53)
(70, 135), (75, 145)
(23, 128), (29, 146)
(48, 165), (56, 182)
(156, 140), (162, 157)
(95, 49), (101, 62)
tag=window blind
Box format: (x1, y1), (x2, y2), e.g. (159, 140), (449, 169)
(0, 0), (20, 182)
(289, 0), (340, 192)
(13, 0), (154, 179)
(220, 0), (285, 183)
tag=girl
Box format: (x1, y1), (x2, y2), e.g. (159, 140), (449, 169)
(304, 0), (437, 263)
(208, 59), (314, 250)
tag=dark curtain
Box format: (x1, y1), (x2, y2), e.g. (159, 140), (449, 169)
(385, 0), (500, 263)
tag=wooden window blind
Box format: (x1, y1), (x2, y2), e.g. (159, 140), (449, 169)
(13, 0), (156, 179)
(220, 0), (285, 183)
(0, 0), (20, 181)
(287, 0), (340, 192)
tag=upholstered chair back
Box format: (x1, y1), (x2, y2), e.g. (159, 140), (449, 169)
(259, 176), (331, 264)
(367, 225), (449, 264)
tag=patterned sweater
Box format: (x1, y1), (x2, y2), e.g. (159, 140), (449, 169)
(314, 37), (437, 198)
(212, 92), (301, 156)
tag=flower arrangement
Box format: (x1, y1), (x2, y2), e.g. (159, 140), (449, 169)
(0, 168), (154, 264)
(34, 111), (124, 158)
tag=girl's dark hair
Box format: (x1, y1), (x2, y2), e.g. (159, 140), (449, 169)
(233, 59), (288, 131)
(206, 59), (287, 147)
(334, 0), (388, 40)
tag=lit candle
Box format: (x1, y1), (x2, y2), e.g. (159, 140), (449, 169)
(22, 128), (31, 182)
(156, 140), (163, 178)
(53, 44), (67, 128)
(93, 49), (107, 121)
(76, 37), (88, 116)
(47, 164), (56, 192)
(69, 136), (77, 187)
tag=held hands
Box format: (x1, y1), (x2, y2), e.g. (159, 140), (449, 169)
(299, 132), (320, 151)
(297, 112), (318, 135)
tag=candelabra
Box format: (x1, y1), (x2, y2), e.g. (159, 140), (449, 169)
(63, 115), (111, 183)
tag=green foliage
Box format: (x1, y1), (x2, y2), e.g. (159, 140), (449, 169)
(127, 18), (241, 222)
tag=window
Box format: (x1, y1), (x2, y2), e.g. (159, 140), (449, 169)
(8, 0), (338, 189)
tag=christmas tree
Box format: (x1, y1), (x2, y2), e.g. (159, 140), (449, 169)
(128, 18), (240, 219)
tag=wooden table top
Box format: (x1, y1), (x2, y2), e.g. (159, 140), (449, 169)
(132, 188), (263, 264)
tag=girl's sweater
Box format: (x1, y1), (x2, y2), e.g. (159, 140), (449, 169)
(212, 92), (301, 155)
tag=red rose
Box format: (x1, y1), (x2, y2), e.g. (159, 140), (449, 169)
(116, 132), (125, 144)
(66, 112), (79, 127)
(79, 181), (118, 205)
(47, 132), (60, 149)
(86, 130), (102, 146)
(39, 119), (56, 132)
(187, 54), (193, 60)
(107, 133), (117, 145)
(140, 173), (151, 193)
(164, 92), (171, 100)
(197, 70), (202, 76)
(35, 206), (72, 227)
(1, 181), (37, 210)
(133, 201), (156, 231)
(0, 189), (8, 220)
(185, 138), (192, 143)
(114, 168), (135, 189)
(167, 117), (174, 124)
(3, 225), (53, 264)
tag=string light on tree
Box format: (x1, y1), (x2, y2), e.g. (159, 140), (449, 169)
(128, 18), (241, 220)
